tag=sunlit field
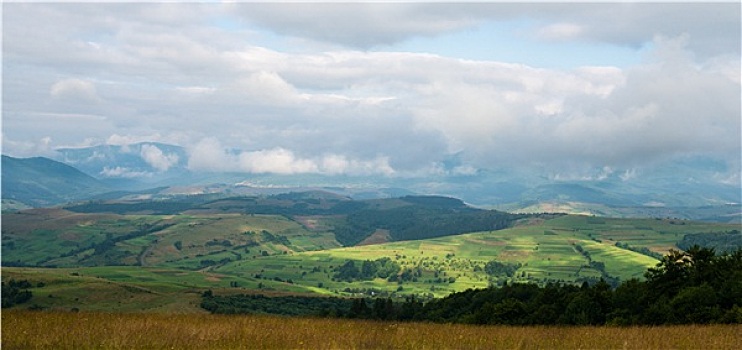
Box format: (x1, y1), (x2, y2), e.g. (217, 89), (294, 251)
(3, 310), (740, 349)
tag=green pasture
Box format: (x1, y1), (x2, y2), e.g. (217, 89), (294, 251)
(4, 211), (739, 304)
(215, 215), (738, 297)
(2, 211), (165, 266)
(545, 215), (728, 252)
(2, 212), (341, 269)
(1, 267), (207, 312)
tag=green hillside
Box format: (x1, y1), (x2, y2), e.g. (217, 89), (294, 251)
(2, 193), (739, 312)
(1, 209), (339, 268)
(1, 156), (110, 207)
(61, 194), (528, 246)
(215, 215), (736, 298)
(2, 194), (527, 269)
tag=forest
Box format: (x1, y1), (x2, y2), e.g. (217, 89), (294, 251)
(201, 246), (742, 325)
(332, 200), (528, 245)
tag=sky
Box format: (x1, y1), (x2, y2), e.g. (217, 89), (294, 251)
(2, 1), (740, 182)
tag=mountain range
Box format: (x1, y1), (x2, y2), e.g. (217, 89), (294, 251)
(2, 142), (740, 222)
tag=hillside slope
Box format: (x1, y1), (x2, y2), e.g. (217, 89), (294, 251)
(1, 156), (110, 207)
(63, 194), (527, 246)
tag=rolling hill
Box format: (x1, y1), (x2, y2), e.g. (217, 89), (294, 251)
(1, 155), (111, 207)
(2, 194), (527, 267)
(3, 192), (739, 311)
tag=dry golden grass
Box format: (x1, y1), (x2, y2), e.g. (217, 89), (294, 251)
(2, 310), (740, 349)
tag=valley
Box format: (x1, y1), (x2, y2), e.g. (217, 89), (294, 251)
(2, 192), (739, 313)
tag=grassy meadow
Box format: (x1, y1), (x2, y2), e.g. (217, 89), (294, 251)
(3, 310), (740, 349)
(216, 215), (722, 297)
(2, 209), (339, 268)
(3, 213), (738, 309)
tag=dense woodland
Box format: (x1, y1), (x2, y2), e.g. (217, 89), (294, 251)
(678, 230), (742, 253)
(201, 246), (742, 325)
(333, 204), (526, 245)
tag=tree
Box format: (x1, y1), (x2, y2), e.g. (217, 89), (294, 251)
(372, 298), (386, 319)
(490, 298), (527, 325)
(361, 260), (378, 279)
(645, 249), (691, 299)
(2, 279), (34, 308)
(349, 298), (369, 318)
(560, 292), (604, 325)
(608, 278), (647, 325)
(670, 284), (720, 324)
(333, 260), (360, 282)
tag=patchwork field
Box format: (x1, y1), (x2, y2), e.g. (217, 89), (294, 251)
(216, 215), (690, 298)
(2, 200), (738, 311)
(2, 209), (340, 268)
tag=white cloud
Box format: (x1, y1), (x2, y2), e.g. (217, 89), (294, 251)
(100, 166), (151, 178)
(186, 138), (232, 172)
(107, 134), (163, 146)
(140, 144), (179, 172)
(319, 154), (395, 176)
(536, 23), (584, 41)
(231, 71), (300, 106)
(50, 78), (100, 102)
(187, 138), (396, 176)
(175, 86), (216, 95)
(620, 168), (638, 182)
(237, 148), (318, 174)
(1, 136), (55, 158)
(2, 2), (739, 183)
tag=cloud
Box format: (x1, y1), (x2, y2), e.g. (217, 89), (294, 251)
(175, 86), (216, 95)
(237, 148), (318, 174)
(100, 166), (151, 178)
(536, 23), (584, 41)
(50, 78), (101, 102)
(107, 134), (163, 146)
(1, 136), (55, 158)
(230, 3), (740, 58)
(187, 138), (395, 176)
(140, 144), (179, 172)
(2, 2), (739, 183)
(229, 3), (477, 49)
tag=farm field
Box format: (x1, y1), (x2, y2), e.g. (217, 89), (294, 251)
(216, 215), (733, 298)
(2, 211), (739, 310)
(3, 310), (740, 349)
(0, 266), (339, 313)
(2, 209), (340, 268)
(1, 266), (213, 313)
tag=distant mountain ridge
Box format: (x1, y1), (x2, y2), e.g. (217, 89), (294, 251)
(2, 141), (740, 222)
(51, 142), (742, 207)
(1, 155), (110, 207)
(56, 142), (188, 182)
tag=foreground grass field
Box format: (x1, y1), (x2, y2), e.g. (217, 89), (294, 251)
(3, 310), (740, 349)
